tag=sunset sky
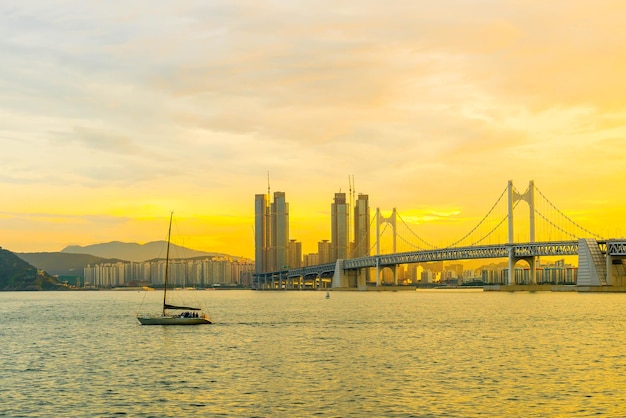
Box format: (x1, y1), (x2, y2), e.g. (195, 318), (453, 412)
(1, 0), (625, 259)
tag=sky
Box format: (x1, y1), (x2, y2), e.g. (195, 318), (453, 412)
(1, 0), (626, 259)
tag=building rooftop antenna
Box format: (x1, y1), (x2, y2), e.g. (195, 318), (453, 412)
(349, 174), (356, 203)
(349, 174), (354, 247)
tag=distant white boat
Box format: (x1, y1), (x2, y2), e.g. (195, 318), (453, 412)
(137, 212), (212, 326)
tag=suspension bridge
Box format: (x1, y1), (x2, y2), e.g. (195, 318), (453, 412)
(253, 181), (626, 290)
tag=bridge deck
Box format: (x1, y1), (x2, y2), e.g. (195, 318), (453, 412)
(253, 239), (626, 285)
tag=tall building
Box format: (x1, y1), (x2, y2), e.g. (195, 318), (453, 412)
(85, 257), (254, 288)
(270, 191), (289, 271)
(288, 239), (302, 268)
(254, 194), (269, 274)
(318, 240), (332, 264)
(255, 191), (290, 272)
(331, 192), (349, 262)
(304, 253), (320, 266)
(353, 193), (370, 257)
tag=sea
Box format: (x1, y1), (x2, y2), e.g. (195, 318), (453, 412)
(1, 289), (626, 417)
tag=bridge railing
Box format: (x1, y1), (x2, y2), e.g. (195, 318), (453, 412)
(343, 241), (582, 269)
(607, 240), (626, 256)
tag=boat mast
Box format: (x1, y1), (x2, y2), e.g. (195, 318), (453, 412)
(163, 211), (173, 316)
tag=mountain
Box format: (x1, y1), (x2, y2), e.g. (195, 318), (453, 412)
(60, 241), (225, 263)
(0, 247), (68, 291)
(17, 252), (122, 281)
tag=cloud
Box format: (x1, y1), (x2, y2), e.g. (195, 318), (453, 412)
(71, 126), (139, 153)
(1, 0), (625, 254)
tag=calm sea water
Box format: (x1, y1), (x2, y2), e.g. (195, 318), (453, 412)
(1, 289), (626, 417)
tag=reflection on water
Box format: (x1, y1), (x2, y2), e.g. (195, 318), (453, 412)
(1, 290), (626, 417)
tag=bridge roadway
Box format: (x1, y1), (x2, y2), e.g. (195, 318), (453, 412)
(343, 240), (582, 269)
(253, 239), (626, 288)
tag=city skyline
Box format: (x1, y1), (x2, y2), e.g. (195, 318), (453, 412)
(254, 189), (371, 273)
(2, 1), (626, 258)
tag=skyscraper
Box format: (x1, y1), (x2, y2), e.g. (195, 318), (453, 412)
(353, 193), (370, 257)
(255, 191), (290, 273)
(254, 194), (269, 274)
(270, 191), (289, 271)
(331, 192), (349, 262)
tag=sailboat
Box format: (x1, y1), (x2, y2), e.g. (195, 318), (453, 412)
(137, 212), (212, 325)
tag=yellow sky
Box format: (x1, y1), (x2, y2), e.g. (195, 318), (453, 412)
(1, 0), (625, 258)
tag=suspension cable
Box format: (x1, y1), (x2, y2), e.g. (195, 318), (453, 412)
(396, 212), (437, 248)
(367, 215), (379, 255)
(534, 186), (603, 238)
(534, 208), (578, 239)
(466, 213), (509, 246)
(374, 222), (390, 254)
(396, 232), (426, 251)
(350, 212), (378, 258)
(447, 185), (508, 247)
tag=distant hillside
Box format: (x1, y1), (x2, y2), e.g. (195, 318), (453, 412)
(17, 252), (123, 280)
(61, 241), (225, 263)
(0, 247), (68, 291)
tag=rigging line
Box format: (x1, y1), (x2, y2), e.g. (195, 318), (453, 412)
(534, 186), (603, 238)
(396, 212), (437, 248)
(534, 209), (578, 239)
(447, 185), (509, 247)
(136, 288), (149, 315)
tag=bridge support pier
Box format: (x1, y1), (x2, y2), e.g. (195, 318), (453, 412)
(355, 268), (368, 288)
(331, 259), (348, 288)
(374, 264), (397, 286)
(507, 247), (515, 285)
(507, 248), (537, 285)
(376, 258), (380, 286)
(606, 253), (614, 286)
(578, 238), (608, 286)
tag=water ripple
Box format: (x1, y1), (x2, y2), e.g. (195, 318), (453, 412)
(1, 291), (626, 416)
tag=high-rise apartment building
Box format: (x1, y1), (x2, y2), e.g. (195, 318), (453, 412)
(254, 194), (269, 274)
(288, 239), (302, 268)
(255, 191), (290, 273)
(353, 193), (370, 258)
(318, 240), (332, 264)
(270, 191), (289, 271)
(331, 192), (349, 262)
(304, 253), (319, 266)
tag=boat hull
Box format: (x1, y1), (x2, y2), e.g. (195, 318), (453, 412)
(137, 315), (212, 325)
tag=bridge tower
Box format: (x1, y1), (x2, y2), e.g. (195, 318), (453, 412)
(375, 208), (397, 286)
(507, 180), (537, 285)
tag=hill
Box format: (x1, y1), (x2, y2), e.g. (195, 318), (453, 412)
(17, 252), (123, 281)
(61, 241), (225, 263)
(0, 247), (68, 291)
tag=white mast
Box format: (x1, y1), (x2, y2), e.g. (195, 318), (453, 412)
(163, 211), (173, 316)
